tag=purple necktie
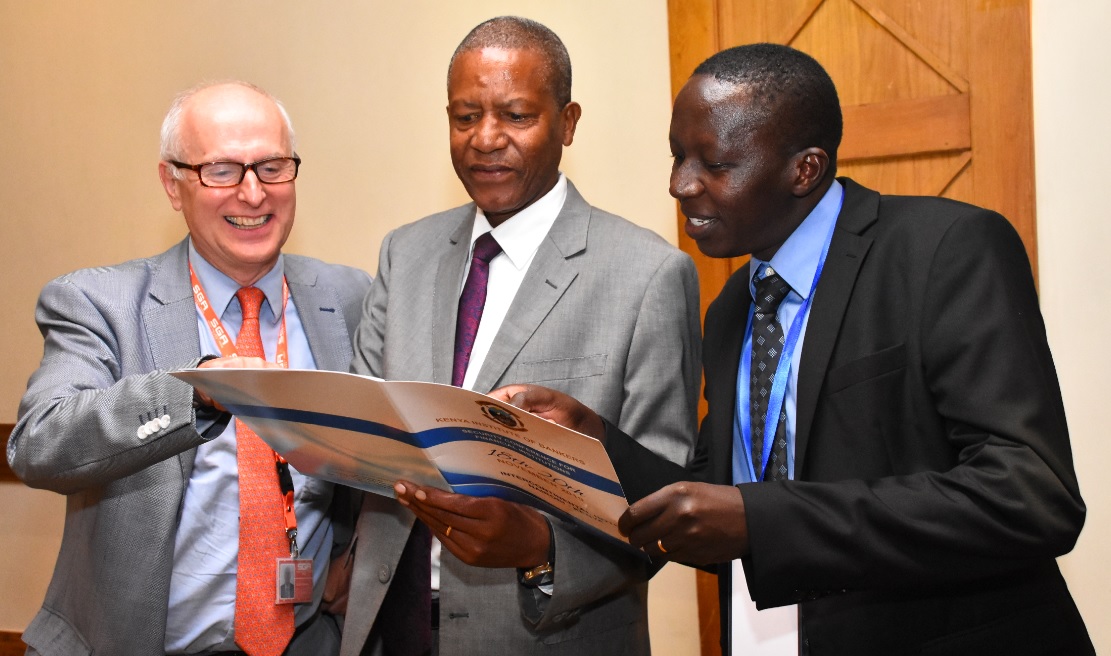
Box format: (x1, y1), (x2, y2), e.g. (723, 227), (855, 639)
(382, 231), (499, 648)
(452, 232), (502, 388)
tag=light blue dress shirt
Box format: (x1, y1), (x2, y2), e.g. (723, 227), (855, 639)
(165, 241), (334, 653)
(732, 181), (844, 485)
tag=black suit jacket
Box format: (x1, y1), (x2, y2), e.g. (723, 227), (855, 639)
(606, 179), (1092, 654)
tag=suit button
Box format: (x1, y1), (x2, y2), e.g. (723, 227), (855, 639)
(137, 426), (149, 439)
(159, 414), (171, 429)
(378, 565), (391, 583)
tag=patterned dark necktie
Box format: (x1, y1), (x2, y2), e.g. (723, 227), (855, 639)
(452, 232), (502, 388)
(750, 266), (792, 481)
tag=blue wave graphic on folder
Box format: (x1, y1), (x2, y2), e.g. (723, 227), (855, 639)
(226, 403), (623, 497)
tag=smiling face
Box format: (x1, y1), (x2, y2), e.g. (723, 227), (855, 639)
(669, 75), (812, 261)
(158, 83), (296, 286)
(447, 47), (581, 227)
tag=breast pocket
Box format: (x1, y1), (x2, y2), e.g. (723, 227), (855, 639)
(817, 343), (908, 476)
(825, 343), (907, 395)
(514, 354), (608, 383)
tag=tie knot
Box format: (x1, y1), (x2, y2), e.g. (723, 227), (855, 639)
(236, 286), (266, 321)
(472, 232), (502, 264)
(753, 267), (791, 315)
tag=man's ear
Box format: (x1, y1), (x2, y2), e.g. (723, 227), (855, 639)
(560, 101), (582, 147)
(790, 147), (830, 198)
(158, 161), (184, 211)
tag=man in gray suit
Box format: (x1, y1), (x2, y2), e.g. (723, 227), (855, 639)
(8, 81), (370, 656)
(341, 16), (702, 656)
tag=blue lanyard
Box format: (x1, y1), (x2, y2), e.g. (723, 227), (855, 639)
(736, 219), (837, 481)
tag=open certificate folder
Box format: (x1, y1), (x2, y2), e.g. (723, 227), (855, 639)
(172, 368), (632, 544)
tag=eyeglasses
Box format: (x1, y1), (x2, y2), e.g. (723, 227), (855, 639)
(168, 155), (301, 188)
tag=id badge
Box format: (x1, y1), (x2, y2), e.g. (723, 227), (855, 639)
(275, 558), (314, 604)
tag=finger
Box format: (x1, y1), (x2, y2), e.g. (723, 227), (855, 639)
(626, 518), (669, 551)
(405, 483), (524, 524)
(395, 481), (451, 511)
(396, 481), (484, 528)
(394, 481), (413, 505)
(191, 388), (227, 412)
(488, 385), (529, 403)
(649, 536), (673, 562)
(415, 509), (457, 542)
(618, 486), (672, 534)
(508, 388), (545, 412)
(396, 489), (469, 541)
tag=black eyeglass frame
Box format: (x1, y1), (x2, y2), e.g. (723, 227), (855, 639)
(168, 155), (302, 188)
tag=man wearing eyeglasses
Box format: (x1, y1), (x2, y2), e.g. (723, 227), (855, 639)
(8, 81), (370, 656)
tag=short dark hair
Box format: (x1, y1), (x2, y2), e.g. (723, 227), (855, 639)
(694, 43), (842, 165)
(448, 16), (573, 108)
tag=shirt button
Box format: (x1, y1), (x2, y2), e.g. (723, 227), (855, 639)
(378, 565), (392, 583)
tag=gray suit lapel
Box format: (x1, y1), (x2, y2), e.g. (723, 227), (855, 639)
(432, 211), (479, 384)
(286, 257), (355, 372)
(795, 179), (876, 473)
(143, 239), (204, 482)
(472, 182), (588, 393)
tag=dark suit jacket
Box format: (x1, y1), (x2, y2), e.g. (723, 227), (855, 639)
(606, 179), (1092, 655)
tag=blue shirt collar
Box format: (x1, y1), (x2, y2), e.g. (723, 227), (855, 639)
(750, 180), (843, 300)
(187, 239), (285, 324)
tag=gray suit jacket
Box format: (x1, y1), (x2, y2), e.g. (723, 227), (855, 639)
(342, 181), (702, 655)
(8, 239), (370, 656)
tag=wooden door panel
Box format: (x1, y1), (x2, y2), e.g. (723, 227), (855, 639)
(840, 150), (974, 197)
(841, 94), (971, 161)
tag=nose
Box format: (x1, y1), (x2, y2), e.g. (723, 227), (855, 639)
(237, 168), (266, 206)
(471, 115), (507, 153)
(669, 161), (702, 200)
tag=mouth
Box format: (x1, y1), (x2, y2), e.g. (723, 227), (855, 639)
(686, 215), (716, 228)
(469, 164), (514, 179)
(225, 214), (271, 229)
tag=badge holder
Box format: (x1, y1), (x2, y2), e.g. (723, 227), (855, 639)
(275, 456), (313, 604)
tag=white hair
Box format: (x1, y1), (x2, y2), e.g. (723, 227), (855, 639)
(160, 80), (297, 179)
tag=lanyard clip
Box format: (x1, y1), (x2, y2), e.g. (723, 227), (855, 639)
(276, 455), (299, 558)
(287, 527), (300, 559)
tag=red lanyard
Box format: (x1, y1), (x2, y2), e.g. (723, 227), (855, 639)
(189, 264), (290, 365)
(190, 264), (300, 554)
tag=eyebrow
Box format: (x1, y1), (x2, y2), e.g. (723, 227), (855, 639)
(196, 152), (289, 162)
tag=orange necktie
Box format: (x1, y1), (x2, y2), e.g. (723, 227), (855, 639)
(234, 286), (294, 656)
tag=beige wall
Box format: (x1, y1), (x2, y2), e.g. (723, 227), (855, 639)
(0, 0), (680, 420)
(0, 0), (699, 648)
(1, 0), (1107, 653)
(1032, 0), (1111, 651)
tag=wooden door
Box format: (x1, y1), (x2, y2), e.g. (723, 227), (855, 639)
(665, 1), (1036, 654)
